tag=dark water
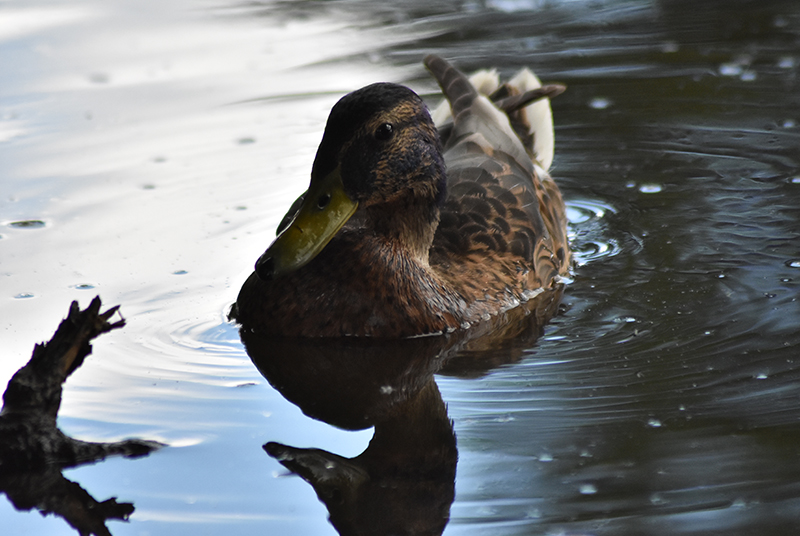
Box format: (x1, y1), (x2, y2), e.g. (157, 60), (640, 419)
(2, 0), (800, 535)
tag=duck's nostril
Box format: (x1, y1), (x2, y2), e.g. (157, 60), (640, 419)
(317, 193), (332, 210)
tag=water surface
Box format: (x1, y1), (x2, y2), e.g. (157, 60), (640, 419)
(2, 0), (800, 535)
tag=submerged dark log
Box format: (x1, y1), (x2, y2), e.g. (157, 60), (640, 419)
(0, 296), (163, 535)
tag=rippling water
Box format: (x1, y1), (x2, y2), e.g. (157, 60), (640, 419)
(2, 0), (800, 535)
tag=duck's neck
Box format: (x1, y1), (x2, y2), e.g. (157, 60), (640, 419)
(366, 196), (440, 265)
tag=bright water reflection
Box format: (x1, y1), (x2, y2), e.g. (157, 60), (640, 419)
(2, 0), (800, 535)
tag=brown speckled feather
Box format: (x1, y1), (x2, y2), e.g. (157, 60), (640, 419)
(425, 55), (571, 317)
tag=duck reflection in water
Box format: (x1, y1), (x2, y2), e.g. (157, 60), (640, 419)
(247, 334), (455, 535)
(234, 54), (569, 535)
(242, 291), (560, 536)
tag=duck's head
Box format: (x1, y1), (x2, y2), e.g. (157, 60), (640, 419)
(256, 83), (445, 281)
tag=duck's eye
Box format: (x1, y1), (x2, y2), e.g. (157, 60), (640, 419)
(317, 193), (331, 210)
(374, 123), (394, 141)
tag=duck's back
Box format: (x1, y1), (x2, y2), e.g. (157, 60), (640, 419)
(424, 55), (570, 315)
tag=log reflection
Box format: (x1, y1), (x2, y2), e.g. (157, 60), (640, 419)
(0, 298), (163, 536)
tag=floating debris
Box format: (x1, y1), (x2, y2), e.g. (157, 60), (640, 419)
(8, 220), (46, 229)
(71, 283), (96, 290)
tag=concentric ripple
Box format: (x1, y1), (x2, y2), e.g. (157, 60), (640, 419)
(565, 198), (624, 266)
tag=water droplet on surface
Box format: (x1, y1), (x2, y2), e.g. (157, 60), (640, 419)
(524, 507), (542, 519)
(740, 70), (757, 82)
(786, 260), (800, 269)
(773, 15), (789, 28)
(755, 373), (768, 380)
(579, 483), (598, 495)
(173, 270), (188, 275)
(719, 63), (743, 76)
(14, 293), (34, 299)
(647, 418), (662, 428)
(778, 56), (795, 69)
(538, 453), (553, 462)
(638, 184), (662, 194)
(589, 97), (611, 110)
(661, 41), (678, 53)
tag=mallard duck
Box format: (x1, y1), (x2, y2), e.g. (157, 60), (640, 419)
(231, 55), (570, 338)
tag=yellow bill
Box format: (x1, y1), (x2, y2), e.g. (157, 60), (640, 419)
(255, 167), (358, 280)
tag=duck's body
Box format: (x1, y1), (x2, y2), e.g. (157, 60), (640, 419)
(232, 55), (570, 338)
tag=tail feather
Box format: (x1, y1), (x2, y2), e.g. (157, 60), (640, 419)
(424, 55), (479, 125)
(425, 55), (563, 171)
(506, 68), (560, 171)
